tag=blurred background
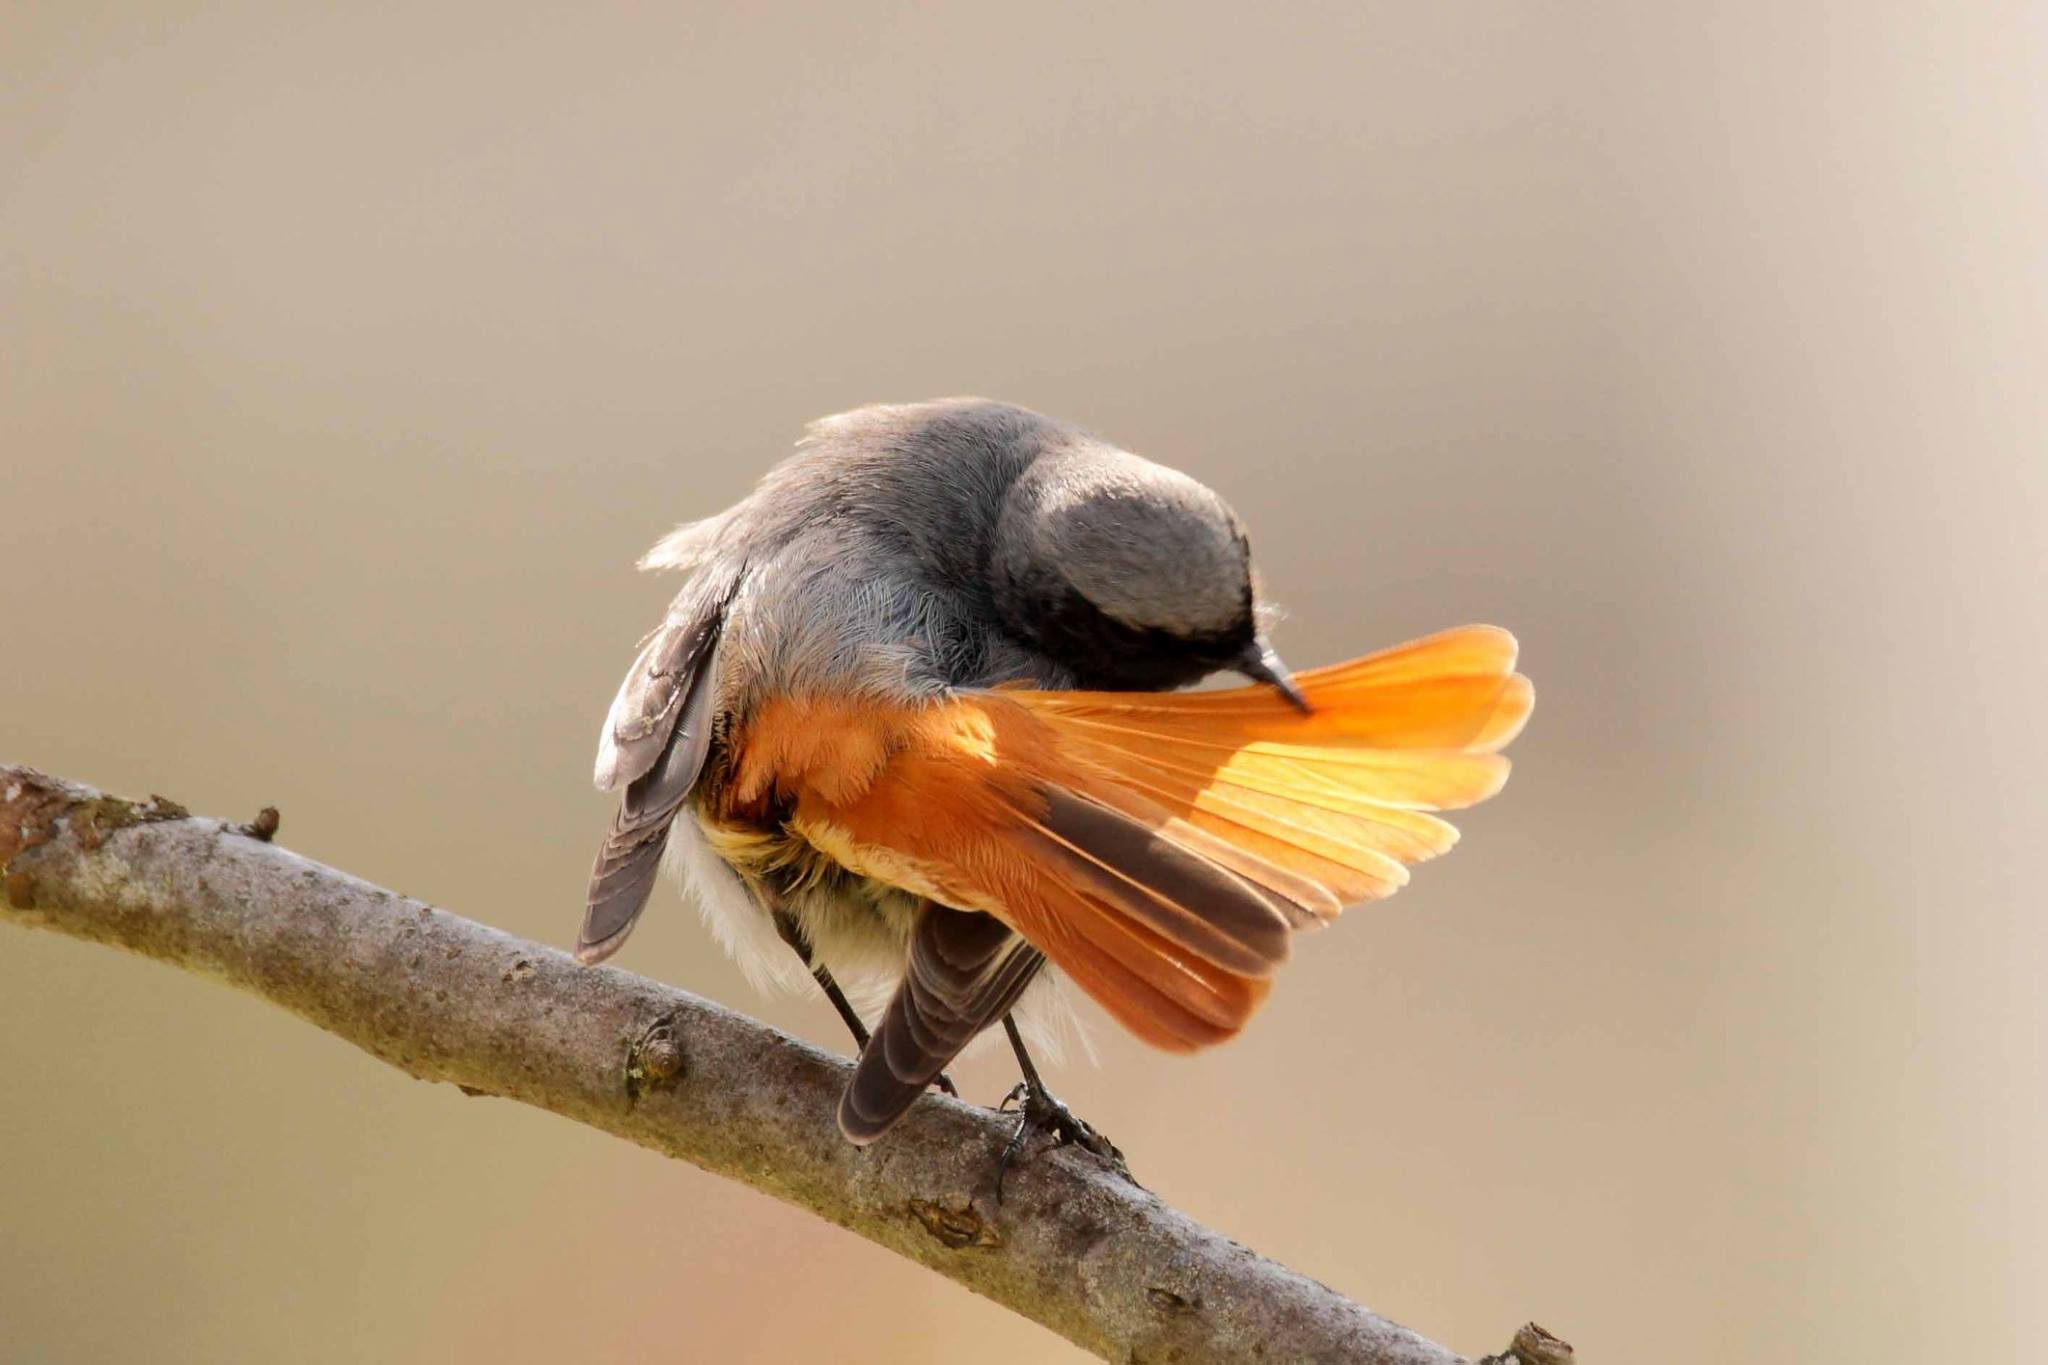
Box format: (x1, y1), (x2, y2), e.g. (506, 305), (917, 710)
(4, 4), (2042, 1361)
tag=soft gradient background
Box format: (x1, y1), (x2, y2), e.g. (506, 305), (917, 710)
(5, 4), (2042, 1361)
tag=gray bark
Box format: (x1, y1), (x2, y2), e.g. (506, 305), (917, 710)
(0, 763), (1569, 1364)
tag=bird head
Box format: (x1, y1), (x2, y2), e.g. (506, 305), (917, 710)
(990, 438), (1305, 706)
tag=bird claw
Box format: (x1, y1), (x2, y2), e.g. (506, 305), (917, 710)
(993, 1079), (1124, 1202)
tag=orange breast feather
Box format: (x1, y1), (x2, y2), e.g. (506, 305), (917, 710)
(729, 626), (1533, 1052)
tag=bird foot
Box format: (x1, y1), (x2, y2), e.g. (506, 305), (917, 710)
(993, 1080), (1124, 1202)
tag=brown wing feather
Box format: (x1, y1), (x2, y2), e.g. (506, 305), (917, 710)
(579, 599), (726, 964)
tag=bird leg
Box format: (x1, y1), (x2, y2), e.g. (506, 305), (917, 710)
(770, 908), (956, 1097)
(994, 1013), (1124, 1201)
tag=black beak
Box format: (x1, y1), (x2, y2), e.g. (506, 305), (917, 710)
(1237, 639), (1312, 714)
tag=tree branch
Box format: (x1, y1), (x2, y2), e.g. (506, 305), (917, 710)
(0, 763), (1568, 1364)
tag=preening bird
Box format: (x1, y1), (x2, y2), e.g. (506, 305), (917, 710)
(580, 399), (1531, 1155)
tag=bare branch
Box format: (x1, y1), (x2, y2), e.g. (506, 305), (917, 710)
(1, 763), (1568, 1364)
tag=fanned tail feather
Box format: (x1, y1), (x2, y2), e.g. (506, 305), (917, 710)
(760, 625), (1532, 1074)
(1010, 626), (1531, 921)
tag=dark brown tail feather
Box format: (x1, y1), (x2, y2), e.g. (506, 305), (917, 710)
(838, 905), (1045, 1144)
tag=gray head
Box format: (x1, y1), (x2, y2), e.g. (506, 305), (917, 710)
(989, 432), (1306, 702)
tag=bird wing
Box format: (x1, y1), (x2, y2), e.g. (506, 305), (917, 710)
(737, 625), (1532, 1094)
(580, 575), (735, 964)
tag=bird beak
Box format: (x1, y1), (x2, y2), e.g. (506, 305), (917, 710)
(1237, 639), (1312, 714)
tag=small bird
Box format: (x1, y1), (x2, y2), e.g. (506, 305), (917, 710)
(579, 399), (1531, 1156)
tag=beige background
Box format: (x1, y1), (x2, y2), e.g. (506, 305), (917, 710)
(4, 4), (2042, 1361)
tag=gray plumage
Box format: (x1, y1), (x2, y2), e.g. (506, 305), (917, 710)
(582, 398), (1283, 1143)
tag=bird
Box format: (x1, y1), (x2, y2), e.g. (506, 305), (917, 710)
(578, 398), (1531, 1159)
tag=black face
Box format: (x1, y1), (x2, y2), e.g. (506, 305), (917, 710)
(992, 556), (1257, 692)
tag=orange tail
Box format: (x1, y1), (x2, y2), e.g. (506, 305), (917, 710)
(746, 626), (1532, 1051)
